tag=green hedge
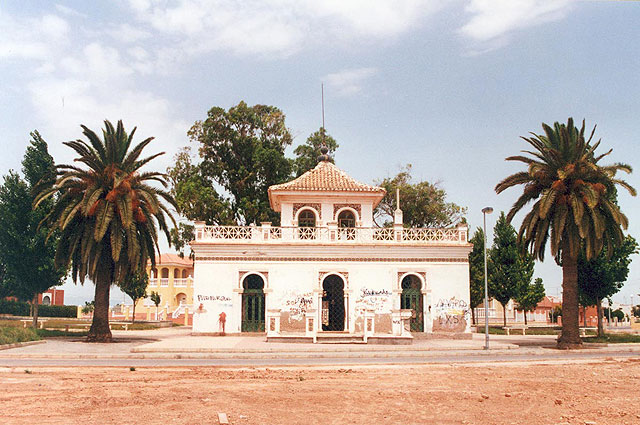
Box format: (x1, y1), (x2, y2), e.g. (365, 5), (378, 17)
(0, 300), (77, 318)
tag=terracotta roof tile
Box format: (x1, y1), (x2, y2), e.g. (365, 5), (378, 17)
(269, 161), (385, 193)
(148, 253), (193, 267)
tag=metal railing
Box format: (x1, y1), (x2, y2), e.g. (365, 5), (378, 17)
(195, 224), (468, 244)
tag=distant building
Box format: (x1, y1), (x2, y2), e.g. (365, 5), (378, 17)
(38, 288), (64, 306)
(133, 253), (194, 323)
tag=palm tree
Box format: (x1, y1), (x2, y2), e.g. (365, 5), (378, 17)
(495, 118), (635, 349)
(35, 120), (176, 342)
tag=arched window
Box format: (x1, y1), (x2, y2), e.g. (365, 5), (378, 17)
(182, 269), (188, 278)
(298, 209), (316, 227)
(337, 210), (356, 240)
(173, 269), (180, 278)
(338, 210), (355, 228)
(297, 209), (317, 239)
(161, 268), (169, 278)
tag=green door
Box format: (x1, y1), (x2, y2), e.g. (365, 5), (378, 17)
(241, 274), (265, 332)
(401, 275), (424, 332)
(242, 290), (265, 332)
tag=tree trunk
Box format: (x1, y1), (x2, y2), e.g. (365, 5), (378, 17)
(524, 310), (528, 325)
(132, 300), (136, 323)
(596, 298), (605, 338)
(31, 294), (39, 328)
(87, 274), (113, 342)
(583, 305), (587, 327)
(471, 306), (476, 326)
(558, 247), (582, 349)
(502, 302), (507, 327)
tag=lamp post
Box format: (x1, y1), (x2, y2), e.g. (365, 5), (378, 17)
(482, 206), (494, 350)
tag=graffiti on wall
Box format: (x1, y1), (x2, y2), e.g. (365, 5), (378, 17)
(282, 292), (314, 322)
(432, 297), (470, 332)
(355, 288), (392, 317)
(196, 294), (233, 309)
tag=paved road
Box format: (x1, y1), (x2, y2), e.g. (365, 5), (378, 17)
(2, 348), (638, 367)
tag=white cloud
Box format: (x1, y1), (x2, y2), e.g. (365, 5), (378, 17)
(324, 67), (378, 97)
(28, 76), (189, 171)
(460, 0), (573, 49)
(0, 12), (69, 61)
(124, 0), (442, 57)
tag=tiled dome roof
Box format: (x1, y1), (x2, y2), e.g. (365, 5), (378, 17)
(269, 161), (385, 193)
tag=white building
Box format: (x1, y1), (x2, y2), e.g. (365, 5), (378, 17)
(191, 154), (473, 342)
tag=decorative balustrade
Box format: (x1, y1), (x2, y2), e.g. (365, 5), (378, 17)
(173, 278), (186, 287)
(159, 278), (169, 287)
(194, 223), (468, 244)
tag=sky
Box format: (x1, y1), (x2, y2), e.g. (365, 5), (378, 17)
(1, 0), (639, 307)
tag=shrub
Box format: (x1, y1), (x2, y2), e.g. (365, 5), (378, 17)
(38, 304), (77, 318)
(0, 300), (76, 318)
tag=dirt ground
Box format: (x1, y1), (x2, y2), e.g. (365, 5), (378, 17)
(2, 360), (640, 425)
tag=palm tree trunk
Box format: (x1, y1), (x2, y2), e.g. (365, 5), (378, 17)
(596, 298), (605, 338)
(558, 247), (582, 349)
(88, 273), (113, 342)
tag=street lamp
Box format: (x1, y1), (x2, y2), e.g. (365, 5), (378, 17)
(482, 206), (494, 350)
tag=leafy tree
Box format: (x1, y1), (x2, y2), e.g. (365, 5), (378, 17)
(81, 301), (95, 315)
(578, 235), (638, 336)
(149, 291), (161, 320)
(119, 271), (149, 323)
(167, 146), (234, 226)
(0, 131), (66, 327)
(515, 277), (546, 325)
(35, 120), (176, 342)
(184, 101), (293, 226)
(468, 227), (488, 325)
(293, 127), (339, 176)
(488, 212), (534, 327)
(374, 165), (466, 228)
(495, 118), (635, 348)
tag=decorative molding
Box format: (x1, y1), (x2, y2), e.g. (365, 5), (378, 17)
(293, 203), (322, 219)
(333, 203), (361, 218)
(318, 271), (349, 289)
(238, 271), (269, 289)
(197, 256), (468, 263)
(397, 271), (427, 290)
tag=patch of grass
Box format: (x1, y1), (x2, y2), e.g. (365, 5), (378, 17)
(0, 326), (40, 345)
(584, 333), (640, 344)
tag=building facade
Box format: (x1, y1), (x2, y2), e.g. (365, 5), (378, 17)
(134, 253), (194, 322)
(190, 157), (473, 340)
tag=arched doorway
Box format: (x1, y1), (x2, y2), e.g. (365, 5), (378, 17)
(337, 210), (356, 240)
(176, 293), (187, 305)
(242, 274), (265, 332)
(401, 274), (424, 332)
(322, 274), (345, 331)
(42, 295), (51, 306)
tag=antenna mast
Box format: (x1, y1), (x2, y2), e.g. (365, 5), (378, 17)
(321, 83), (326, 145)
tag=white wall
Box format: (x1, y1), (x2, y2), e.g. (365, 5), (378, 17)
(192, 260), (471, 334)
